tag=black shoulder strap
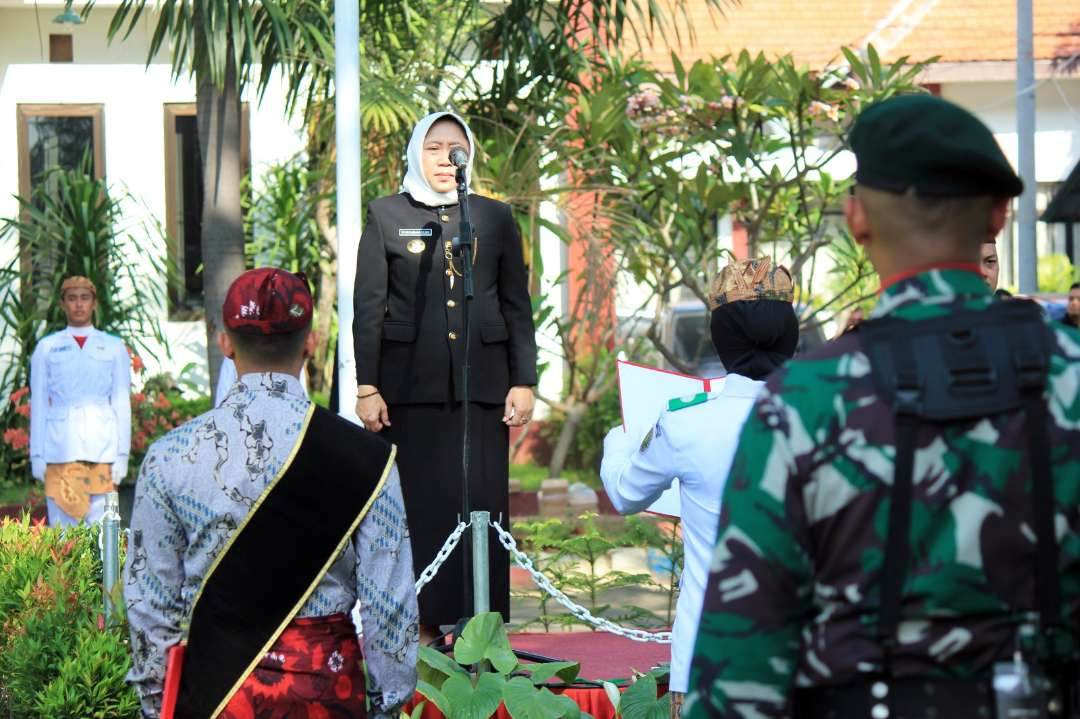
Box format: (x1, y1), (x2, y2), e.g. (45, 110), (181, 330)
(175, 406), (395, 719)
(859, 300), (1058, 662)
(1011, 317), (1060, 631)
(876, 336), (920, 654)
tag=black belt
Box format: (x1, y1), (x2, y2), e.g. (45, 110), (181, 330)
(795, 678), (997, 719)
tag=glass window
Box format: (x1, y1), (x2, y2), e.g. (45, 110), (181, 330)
(26, 115), (96, 198)
(163, 103), (250, 320)
(16, 104), (105, 282)
(18, 105), (104, 197)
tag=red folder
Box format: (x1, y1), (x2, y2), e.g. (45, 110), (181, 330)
(159, 642), (186, 719)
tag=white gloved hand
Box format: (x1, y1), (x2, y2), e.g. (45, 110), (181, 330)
(112, 456), (129, 485)
(31, 457), (46, 482)
(603, 424), (638, 458)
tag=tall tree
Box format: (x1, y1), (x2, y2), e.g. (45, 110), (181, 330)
(99, 0), (331, 391)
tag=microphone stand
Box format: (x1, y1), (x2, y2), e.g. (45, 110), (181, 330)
(451, 163), (475, 620)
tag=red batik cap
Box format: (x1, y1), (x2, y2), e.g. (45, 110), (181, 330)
(222, 268), (313, 335)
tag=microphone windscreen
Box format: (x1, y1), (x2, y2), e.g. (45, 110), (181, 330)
(449, 147), (469, 168)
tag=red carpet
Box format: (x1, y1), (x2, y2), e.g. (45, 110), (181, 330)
(509, 631), (670, 682)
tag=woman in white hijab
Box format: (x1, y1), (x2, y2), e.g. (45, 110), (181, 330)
(352, 112), (538, 640)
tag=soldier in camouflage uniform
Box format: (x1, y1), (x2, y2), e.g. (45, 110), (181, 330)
(685, 94), (1080, 719)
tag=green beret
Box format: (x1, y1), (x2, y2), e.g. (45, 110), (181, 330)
(850, 94), (1023, 198)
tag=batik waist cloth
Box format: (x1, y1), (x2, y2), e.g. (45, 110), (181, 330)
(220, 612), (367, 719)
(44, 461), (113, 520)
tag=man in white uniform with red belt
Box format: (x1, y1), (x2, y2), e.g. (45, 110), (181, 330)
(29, 276), (131, 526)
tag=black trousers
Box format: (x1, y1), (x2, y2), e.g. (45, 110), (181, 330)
(382, 401), (510, 626)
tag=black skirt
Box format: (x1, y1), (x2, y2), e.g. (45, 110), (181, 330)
(382, 401), (510, 626)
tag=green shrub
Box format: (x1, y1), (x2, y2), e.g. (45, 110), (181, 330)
(0, 387), (32, 490)
(541, 385), (622, 481)
(1038, 253), (1078, 293)
(418, 612), (669, 719)
(0, 159), (167, 399)
(0, 516), (137, 718)
(128, 373), (211, 483)
(34, 622), (140, 718)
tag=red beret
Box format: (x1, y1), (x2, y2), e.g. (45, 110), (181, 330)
(222, 268), (313, 335)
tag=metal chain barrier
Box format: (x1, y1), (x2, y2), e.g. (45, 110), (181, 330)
(411, 516), (673, 643)
(489, 518), (672, 644)
(414, 520), (470, 595)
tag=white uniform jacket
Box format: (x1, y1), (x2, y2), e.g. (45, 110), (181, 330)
(29, 327), (131, 467)
(599, 373), (764, 693)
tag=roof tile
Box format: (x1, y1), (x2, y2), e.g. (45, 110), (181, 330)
(632, 0), (1080, 69)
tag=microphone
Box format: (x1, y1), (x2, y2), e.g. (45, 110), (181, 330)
(449, 147), (469, 168)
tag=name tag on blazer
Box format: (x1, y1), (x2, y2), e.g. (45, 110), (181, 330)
(398, 228), (433, 237)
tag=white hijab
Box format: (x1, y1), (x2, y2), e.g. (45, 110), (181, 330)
(400, 111), (477, 208)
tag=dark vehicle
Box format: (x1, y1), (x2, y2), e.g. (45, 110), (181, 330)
(658, 300), (826, 377)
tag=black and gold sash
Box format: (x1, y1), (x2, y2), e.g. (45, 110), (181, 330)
(173, 404), (395, 719)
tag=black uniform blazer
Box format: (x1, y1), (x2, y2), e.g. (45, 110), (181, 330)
(353, 192), (538, 405)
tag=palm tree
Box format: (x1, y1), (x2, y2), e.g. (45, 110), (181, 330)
(95, 0), (728, 394)
(100, 0), (332, 391)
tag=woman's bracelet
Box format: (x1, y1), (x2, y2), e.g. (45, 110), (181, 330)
(356, 390), (380, 399)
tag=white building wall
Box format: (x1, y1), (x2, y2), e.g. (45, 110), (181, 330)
(0, 6), (305, 391)
(942, 79), (1080, 185)
(943, 78), (1080, 287)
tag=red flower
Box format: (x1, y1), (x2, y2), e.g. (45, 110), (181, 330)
(9, 387), (29, 405)
(3, 428), (28, 451)
(153, 394), (172, 410)
(14, 404), (29, 418)
(131, 354), (145, 375)
(132, 392), (147, 404)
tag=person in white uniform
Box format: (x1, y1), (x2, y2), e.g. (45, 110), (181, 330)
(29, 276), (131, 526)
(600, 258), (798, 716)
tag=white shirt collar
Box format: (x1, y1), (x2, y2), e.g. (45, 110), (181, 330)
(235, 371), (308, 400)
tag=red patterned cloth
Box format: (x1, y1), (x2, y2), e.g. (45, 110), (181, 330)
(220, 613), (366, 719)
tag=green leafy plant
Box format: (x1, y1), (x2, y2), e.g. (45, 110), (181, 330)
(127, 374), (211, 483)
(0, 161), (168, 491)
(553, 47), (934, 372)
(510, 518), (574, 631)
(0, 161), (167, 396)
(621, 517), (684, 626)
(541, 383), (622, 482)
(512, 514), (657, 632)
(552, 513), (655, 630)
(1038, 253), (1078, 293)
(603, 670), (670, 719)
(244, 158), (340, 393)
(416, 611), (587, 719)
(0, 516), (137, 717)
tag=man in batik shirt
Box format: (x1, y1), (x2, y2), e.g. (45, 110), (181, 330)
(686, 96), (1080, 719)
(125, 268), (418, 719)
